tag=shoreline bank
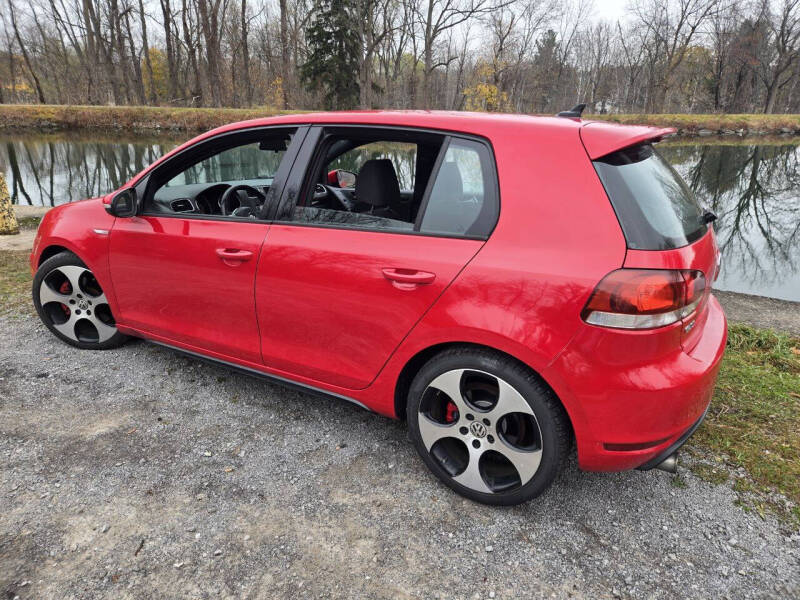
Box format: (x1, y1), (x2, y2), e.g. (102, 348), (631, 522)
(1, 104), (800, 137)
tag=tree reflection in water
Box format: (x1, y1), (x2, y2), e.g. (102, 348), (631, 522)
(0, 132), (181, 207)
(655, 142), (800, 301)
(1, 132), (798, 300)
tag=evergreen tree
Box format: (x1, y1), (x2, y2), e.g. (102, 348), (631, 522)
(301, 0), (362, 110)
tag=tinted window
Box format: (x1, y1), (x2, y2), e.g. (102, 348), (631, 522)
(419, 138), (497, 237)
(593, 144), (706, 250)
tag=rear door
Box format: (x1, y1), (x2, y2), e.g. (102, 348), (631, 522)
(255, 126), (499, 389)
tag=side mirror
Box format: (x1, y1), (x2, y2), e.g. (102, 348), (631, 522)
(336, 170), (356, 188)
(109, 188), (137, 217)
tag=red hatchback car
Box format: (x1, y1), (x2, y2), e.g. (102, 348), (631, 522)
(30, 111), (727, 505)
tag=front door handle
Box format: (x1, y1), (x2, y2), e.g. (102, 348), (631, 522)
(216, 248), (253, 265)
(382, 268), (436, 289)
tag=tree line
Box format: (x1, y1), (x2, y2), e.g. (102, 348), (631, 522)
(1, 0), (800, 114)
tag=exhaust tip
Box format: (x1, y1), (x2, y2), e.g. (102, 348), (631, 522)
(655, 452), (679, 474)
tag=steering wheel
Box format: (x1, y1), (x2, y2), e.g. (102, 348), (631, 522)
(219, 184), (267, 216)
(327, 186), (357, 212)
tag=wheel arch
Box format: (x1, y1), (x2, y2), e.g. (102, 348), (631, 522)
(393, 341), (575, 443)
(38, 244), (74, 266)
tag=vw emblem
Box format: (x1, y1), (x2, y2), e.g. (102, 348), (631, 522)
(470, 421), (487, 438)
(78, 299), (89, 310)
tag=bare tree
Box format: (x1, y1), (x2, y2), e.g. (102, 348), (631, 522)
(6, 0), (46, 102)
(414, 0), (512, 107)
(760, 0), (800, 113)
(632, 0), (719, 111)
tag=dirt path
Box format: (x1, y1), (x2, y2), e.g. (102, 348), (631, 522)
(0, 207), (46, 252)
(1, 314), (798, 599)
(715, 291), (800, 337)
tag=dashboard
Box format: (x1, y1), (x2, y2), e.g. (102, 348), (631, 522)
(149, 179), (273, 216)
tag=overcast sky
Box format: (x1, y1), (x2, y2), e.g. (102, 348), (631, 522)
(590, 0), (630, 23)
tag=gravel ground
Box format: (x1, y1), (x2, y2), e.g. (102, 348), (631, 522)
(714, 291), (800, 337)
(1, 313), (799, 600)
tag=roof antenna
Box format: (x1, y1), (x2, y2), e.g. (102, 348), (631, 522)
(557, 103), (586, 118)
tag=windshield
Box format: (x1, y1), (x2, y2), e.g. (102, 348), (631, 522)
(593, 144), (707, 250)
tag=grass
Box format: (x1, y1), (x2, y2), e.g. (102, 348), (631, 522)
(0, 250), (31, 313)
(1, 104), (799, 135)
(0, 247), (798, 522)
(0, 104), (303, 132)
(691, 324), (800, 525)
(660, 136), (800, 148)
(590, 112), (800, 134)
(16, 216), (42, 230)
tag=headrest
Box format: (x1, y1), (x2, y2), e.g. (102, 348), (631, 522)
(355, 159), (401, 207)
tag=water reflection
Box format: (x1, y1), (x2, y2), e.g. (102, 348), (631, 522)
(0, 132), (181, 206)
(660, 141), (800, 301)
(0, 131), (798, 301)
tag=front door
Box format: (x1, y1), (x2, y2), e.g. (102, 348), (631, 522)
(109, 126), (303, 363)
(256, 127), (499, 389)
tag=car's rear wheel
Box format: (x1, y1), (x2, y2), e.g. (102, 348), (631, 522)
(33, 252), (127, 349)
(407, 348), (570, 505)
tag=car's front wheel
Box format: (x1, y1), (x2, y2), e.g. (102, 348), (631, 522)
(407, 348), (570, 505)
(32, 251), (127, 349)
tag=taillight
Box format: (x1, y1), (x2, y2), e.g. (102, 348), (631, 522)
(581, 269), (706, 329)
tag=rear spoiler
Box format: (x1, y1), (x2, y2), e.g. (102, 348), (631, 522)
(580, 122), (676, 160)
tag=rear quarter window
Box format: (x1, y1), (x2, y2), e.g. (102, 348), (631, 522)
(419, 138), (498, 238)
(593, 144), (706, 250)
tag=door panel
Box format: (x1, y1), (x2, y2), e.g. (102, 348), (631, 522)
(256, 225), (483, 389)
(109, 216), (269, 362)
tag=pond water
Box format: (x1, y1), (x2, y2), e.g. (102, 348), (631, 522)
(1, 132), (798, 302)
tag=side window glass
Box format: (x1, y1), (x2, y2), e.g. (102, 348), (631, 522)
(148, 130), (295, 219)
(420, 139), (497, 237)
(288, 137), (427, 232)
(165, 142), (285, 187)
(330, 141), (417, 190)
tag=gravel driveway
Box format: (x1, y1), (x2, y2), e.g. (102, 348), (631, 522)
(1, 313), (799, 599)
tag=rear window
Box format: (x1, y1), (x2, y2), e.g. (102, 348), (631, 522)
(593, 144), (706, 250)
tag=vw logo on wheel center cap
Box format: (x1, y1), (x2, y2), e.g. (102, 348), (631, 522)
(78, 299), (89, 310)
(470, 421), (487, 438)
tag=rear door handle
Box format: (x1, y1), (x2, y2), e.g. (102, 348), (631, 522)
(382, 268), (436, 288)
(216, 248), (253, 265)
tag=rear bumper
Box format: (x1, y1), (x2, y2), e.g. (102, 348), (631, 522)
(547, 294), (727, 472)
(636, 402), (709, 471)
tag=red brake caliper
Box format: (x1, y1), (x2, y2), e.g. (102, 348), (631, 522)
(59, 280), (71, 317)
(445, 401), (459, 424)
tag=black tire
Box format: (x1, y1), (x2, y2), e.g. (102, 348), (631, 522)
(32, 251), (128, 350)
(406, 347), (570, 505)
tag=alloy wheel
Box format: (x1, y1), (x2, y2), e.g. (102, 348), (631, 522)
(38, 265), (118, 344)
(417, 368), (543, 494)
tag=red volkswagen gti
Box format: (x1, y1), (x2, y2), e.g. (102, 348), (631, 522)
(30, 110), (726, 505)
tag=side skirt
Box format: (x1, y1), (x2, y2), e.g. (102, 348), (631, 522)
(148, 340), (372, 413)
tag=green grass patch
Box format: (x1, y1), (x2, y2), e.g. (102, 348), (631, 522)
(0, 104), (304, 133)
(590, 112), (800, 134)
(691, 463), (729, 485)
(693, 323), (800, 525)
(16, 216), (42, 230)
(0, 249), (32, 313)
(1, 105), (800, 136)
